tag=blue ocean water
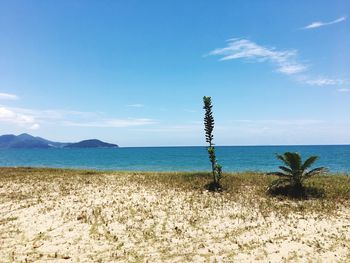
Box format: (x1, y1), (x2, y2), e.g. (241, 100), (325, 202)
(0, 145), (349, 173)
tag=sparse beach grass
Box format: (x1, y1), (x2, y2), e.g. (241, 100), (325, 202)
(0, 167), (349, 262)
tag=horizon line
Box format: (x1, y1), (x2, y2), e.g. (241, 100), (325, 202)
(120, 144), (350, 148)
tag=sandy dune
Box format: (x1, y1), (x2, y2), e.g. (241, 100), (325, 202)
(1, 169), (349, 262)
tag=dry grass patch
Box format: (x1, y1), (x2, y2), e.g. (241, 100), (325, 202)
(0, 167), (349, 262)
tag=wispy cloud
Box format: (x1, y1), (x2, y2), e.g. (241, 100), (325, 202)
(136, 123), (202, 133)
(209, 38), (349, 91)
(184, 109), (197, 113)
(29, 123), (40, 130)
(63, 118), (156, 128)
(303, 16), (347, 29)
(127, 104), (144, 108)
(212, 119), (350, 145)
(0, 107), (40, 130)
(217, 119), (327, 137)
(230, 119), (326, 126)
(303, 77), (348, 86)
(0, 92), (19, 100)
(337, 88), (350, 93)
(3, 107), (100, 122)
(208, 38), (307, 75)
(0, 105), (156, 129)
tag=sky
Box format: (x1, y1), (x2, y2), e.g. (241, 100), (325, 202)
(0, 0), (349, 146)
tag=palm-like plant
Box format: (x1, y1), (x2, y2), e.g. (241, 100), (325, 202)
(268, 152), (327, 196)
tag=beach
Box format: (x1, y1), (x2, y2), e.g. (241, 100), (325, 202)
(2, 1), (349, 262)
(1, 167), (349, 262)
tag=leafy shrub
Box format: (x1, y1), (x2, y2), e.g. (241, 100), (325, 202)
(268, 152), (327, 198)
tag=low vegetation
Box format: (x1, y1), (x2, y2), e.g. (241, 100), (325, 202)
(0, 167), (349, 262)
(267, 152), (328, 198)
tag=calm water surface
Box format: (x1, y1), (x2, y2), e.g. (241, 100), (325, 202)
(0, 145), (349, 173)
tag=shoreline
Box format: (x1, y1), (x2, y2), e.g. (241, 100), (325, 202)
(2, 144), (350, 148)
(1, 167), (350, 262)
(1, 166), (350, 175)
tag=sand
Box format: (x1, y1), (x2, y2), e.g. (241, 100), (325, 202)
(0, 170), (349, 262)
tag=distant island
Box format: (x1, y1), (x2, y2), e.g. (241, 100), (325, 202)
(0, 133), (119, 149)
(64, 139), (119, 148)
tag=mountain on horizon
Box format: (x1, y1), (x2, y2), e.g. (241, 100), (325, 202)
(64, 139), (119, 148)
(0, 133), (119, 149)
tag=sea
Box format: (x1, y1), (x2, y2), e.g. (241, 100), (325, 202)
(0, 145), (349, 173)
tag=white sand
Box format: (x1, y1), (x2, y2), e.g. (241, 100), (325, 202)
(1, 173), (349, 262)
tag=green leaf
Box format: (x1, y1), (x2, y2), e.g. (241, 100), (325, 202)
(303, 167), (328, 180)
(284, 152), (302, 171)
(301, 156), (319, 171)
(278, 166), (293, 175)
(276, 154), (290, 167)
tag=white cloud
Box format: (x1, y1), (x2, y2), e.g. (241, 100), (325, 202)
(338, 88), (350, 92)
(0, 106), (156, 130)
(127, 104), (144, 108)
(208, 38), (349, 91)
(303, 16), (347, 29)
(29, 123), (40, 130)
(0, 107), (40, 129)
(208, 39), (307, 75)
(304, 77), (348, 86)
(63, 118), (156, 128)
(0, 107), (107, 125)
(277, 64), (308, 75)
(0, 92), (19, 100)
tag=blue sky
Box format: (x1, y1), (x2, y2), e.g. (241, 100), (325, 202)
(0, 0), (349, 146)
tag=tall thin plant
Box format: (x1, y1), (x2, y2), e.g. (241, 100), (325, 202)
(203, 96), (222, 190)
